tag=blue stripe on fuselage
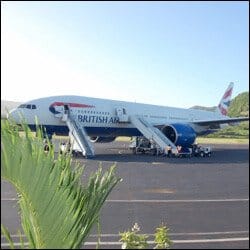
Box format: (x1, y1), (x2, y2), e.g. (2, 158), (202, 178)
(27, 124), (142, 137)
(26, 124), (214, 137)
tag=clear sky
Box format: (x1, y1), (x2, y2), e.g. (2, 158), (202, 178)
(1, 1), (249, 108)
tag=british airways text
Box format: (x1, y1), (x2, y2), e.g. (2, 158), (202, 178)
(78, 115), (119, 124)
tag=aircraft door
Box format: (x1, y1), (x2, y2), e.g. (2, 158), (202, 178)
(115, 107), (129, 123)
(54, 105), (64, 118)
(62, 104), (70, 121)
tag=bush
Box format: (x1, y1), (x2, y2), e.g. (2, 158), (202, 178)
(120, 223), (172, 249)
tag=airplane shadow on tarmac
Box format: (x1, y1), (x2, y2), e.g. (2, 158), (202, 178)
(74, 147), (249, 165)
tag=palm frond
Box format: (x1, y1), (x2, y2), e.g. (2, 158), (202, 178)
(1, 120), (121, 249)
(1, 224), (15, 249)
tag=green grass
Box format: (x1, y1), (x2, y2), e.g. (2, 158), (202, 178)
(203, 122), (249, 139)
(116, 136), (249, 144)
(115, 136), (131, 142)
(196, 137), (249, 144)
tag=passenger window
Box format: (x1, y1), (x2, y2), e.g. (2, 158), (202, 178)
(27, 104), (31, 109)
(32, 105), (37, 109)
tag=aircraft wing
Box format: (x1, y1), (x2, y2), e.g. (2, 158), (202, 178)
(193, 117), (249, 126)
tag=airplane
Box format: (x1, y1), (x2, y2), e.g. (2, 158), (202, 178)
(8, 82), (249, 157)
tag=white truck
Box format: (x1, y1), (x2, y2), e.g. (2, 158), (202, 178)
(192, 144), (212, 157)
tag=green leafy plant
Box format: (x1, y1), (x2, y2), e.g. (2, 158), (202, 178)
(1, 224), (15, 249)
(154, 224), (172, 249)
(1, 119), (121, 249)
(119, 223), (172, 249)
(119, 223), (149, 249)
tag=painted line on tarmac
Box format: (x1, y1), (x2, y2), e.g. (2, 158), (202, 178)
(2, 230), (248, 238)
(1, 198), (249, 202)
(1, 237), (249, 247)
(1, 198), (18, 201)
(169, 237), (249, 244)
(90, 230), (250, 237)
(82, 238), (249, 245)
(106, 198), (249, 203)
(170, 230), (249, 236)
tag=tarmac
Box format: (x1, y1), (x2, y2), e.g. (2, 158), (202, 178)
(1, 141), (249, 249)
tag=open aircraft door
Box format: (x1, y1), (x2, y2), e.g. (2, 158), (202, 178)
(54, 104), (70, 120)
(54, 105), (64, 118)
(116, 107), (129, 123)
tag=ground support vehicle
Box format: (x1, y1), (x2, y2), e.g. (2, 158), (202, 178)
(129, 137), (163, 156)
(59, 141), (71, 154)
(192, 144), (212, 157)
(59, 138), (82, 156)
(129, 137), (212, 158)
(171, 146), (192, 158)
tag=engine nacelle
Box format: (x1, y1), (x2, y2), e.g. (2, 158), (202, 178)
(90, 136), (116, 143)
(161, 123), (196, 147)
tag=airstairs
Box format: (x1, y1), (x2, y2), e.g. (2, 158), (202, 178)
(61, 109), (95, 158)
(130, 115), (178, 154)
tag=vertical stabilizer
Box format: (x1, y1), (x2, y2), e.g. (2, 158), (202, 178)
(216, 82), (234, 116)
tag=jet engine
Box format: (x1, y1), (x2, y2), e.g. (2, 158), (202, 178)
(161, 123), (196, 147)
(89, 136), (116, 143)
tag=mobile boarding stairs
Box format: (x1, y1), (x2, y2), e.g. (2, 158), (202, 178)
(116, 107), (178, 155)
(54, 105), (178, 157)
(54, 104), (95, 158)
(129, 115), (178, 155)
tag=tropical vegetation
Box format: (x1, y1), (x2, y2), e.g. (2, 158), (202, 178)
(193, 91), (249, 139)
(1, 119), (121, 249)
(119, 223), (172, 249)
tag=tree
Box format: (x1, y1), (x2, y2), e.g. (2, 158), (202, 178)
(228, 92), (249, 117)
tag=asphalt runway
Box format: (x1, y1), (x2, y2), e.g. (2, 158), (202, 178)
(1, 141), (249, 249)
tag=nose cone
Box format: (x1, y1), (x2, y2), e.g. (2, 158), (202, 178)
(8, 108), (23, 124)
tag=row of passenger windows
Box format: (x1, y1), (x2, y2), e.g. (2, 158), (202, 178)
(77, 110), (110, 115)
(150, 115), (167, 119)
(169, 116), (188, 120)
(18, 104), (37, 109)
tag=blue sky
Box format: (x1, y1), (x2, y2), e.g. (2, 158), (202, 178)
(1, 1), (249, 108)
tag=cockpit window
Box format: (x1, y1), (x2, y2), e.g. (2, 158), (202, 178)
(18, 104), (37, 109)
(18, 104), (26, 108)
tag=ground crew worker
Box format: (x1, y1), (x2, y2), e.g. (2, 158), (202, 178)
(166, 144), (172, 157)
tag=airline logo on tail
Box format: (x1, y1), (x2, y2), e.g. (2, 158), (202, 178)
(217, 82), (234, 116)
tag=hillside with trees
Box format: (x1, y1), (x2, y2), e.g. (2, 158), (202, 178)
(228, 92), (249, 117)
(205, 91), (249, 139)
(190, 105), (217, 112)
(190, 91), (249, 139)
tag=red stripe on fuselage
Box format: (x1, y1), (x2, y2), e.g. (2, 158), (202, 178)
(51, 102), (95, 108)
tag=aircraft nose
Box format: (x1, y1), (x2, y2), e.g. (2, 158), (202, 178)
(8, 109), (22, 123)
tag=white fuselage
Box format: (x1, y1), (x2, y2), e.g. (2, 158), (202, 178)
(10, 95), (224, 137)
